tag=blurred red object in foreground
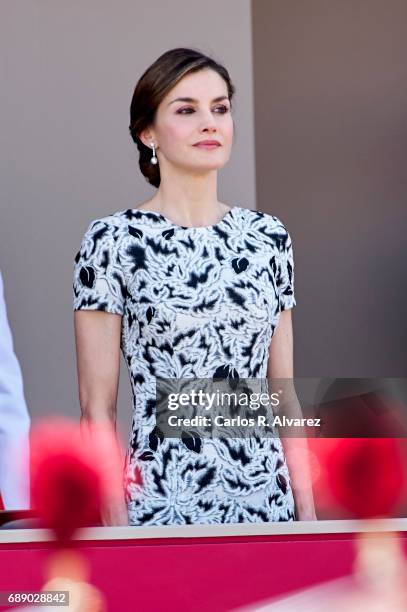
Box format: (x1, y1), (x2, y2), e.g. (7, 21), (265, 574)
(310, 438), (407, 519)
(30, 417), (124, 543)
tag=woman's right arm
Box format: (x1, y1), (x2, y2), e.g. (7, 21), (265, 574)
(74, 309), (129, 526)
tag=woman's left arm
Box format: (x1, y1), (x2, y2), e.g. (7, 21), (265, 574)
(267, 309), (317, 521)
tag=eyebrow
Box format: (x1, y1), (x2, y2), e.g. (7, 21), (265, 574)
(168, 95), (229, 106)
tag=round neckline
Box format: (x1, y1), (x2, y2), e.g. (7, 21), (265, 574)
(131, 205), (238, 230)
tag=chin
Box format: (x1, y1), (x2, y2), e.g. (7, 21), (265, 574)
(191, 163), (227, 174)
(185, 157), (229, 173)
(171, 152), (230, 174)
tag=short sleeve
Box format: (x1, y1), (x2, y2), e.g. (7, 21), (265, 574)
(73, 219), (126, 315)
(275, 222), (296, 312)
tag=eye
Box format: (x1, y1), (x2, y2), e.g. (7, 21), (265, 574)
(176, 105), (230, 115)
(176, 107), (195, 114)
(214, 105), (229, 114)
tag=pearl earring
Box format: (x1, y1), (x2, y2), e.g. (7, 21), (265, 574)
(150, 142), (158, 165)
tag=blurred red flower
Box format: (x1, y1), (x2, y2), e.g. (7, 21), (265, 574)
(30, 417), (124, 543)
(310, 437), (407, 519)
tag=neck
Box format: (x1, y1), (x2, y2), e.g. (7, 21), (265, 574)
(149, 166), (225, 226)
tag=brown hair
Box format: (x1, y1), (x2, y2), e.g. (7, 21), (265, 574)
(129, 47), (236, 188)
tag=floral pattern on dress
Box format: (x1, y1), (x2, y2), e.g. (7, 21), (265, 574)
(73, 206), (297, 525)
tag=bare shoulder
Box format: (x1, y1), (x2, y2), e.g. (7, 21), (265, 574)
(132, 200), (160, 213)
(219, 202), (235, 213)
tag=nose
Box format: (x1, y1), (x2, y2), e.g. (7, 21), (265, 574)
(199, 109), (218, 133)
(202, 124), (217, 133)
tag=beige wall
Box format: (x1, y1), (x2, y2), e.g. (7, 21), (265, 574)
(252, 0), (407, 377)
(0, 1), (256, 438)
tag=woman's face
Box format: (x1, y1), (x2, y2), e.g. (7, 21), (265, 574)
(148, 68), (234, 174)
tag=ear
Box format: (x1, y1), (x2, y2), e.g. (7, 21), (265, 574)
(139, 127), (156, 149)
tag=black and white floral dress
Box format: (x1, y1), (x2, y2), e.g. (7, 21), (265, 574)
(73, 205), (297, 525)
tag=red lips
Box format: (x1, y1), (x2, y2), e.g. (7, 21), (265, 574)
(193, 140), (221, 146)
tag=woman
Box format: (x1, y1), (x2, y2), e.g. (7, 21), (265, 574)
(73, 47), (316, 526)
